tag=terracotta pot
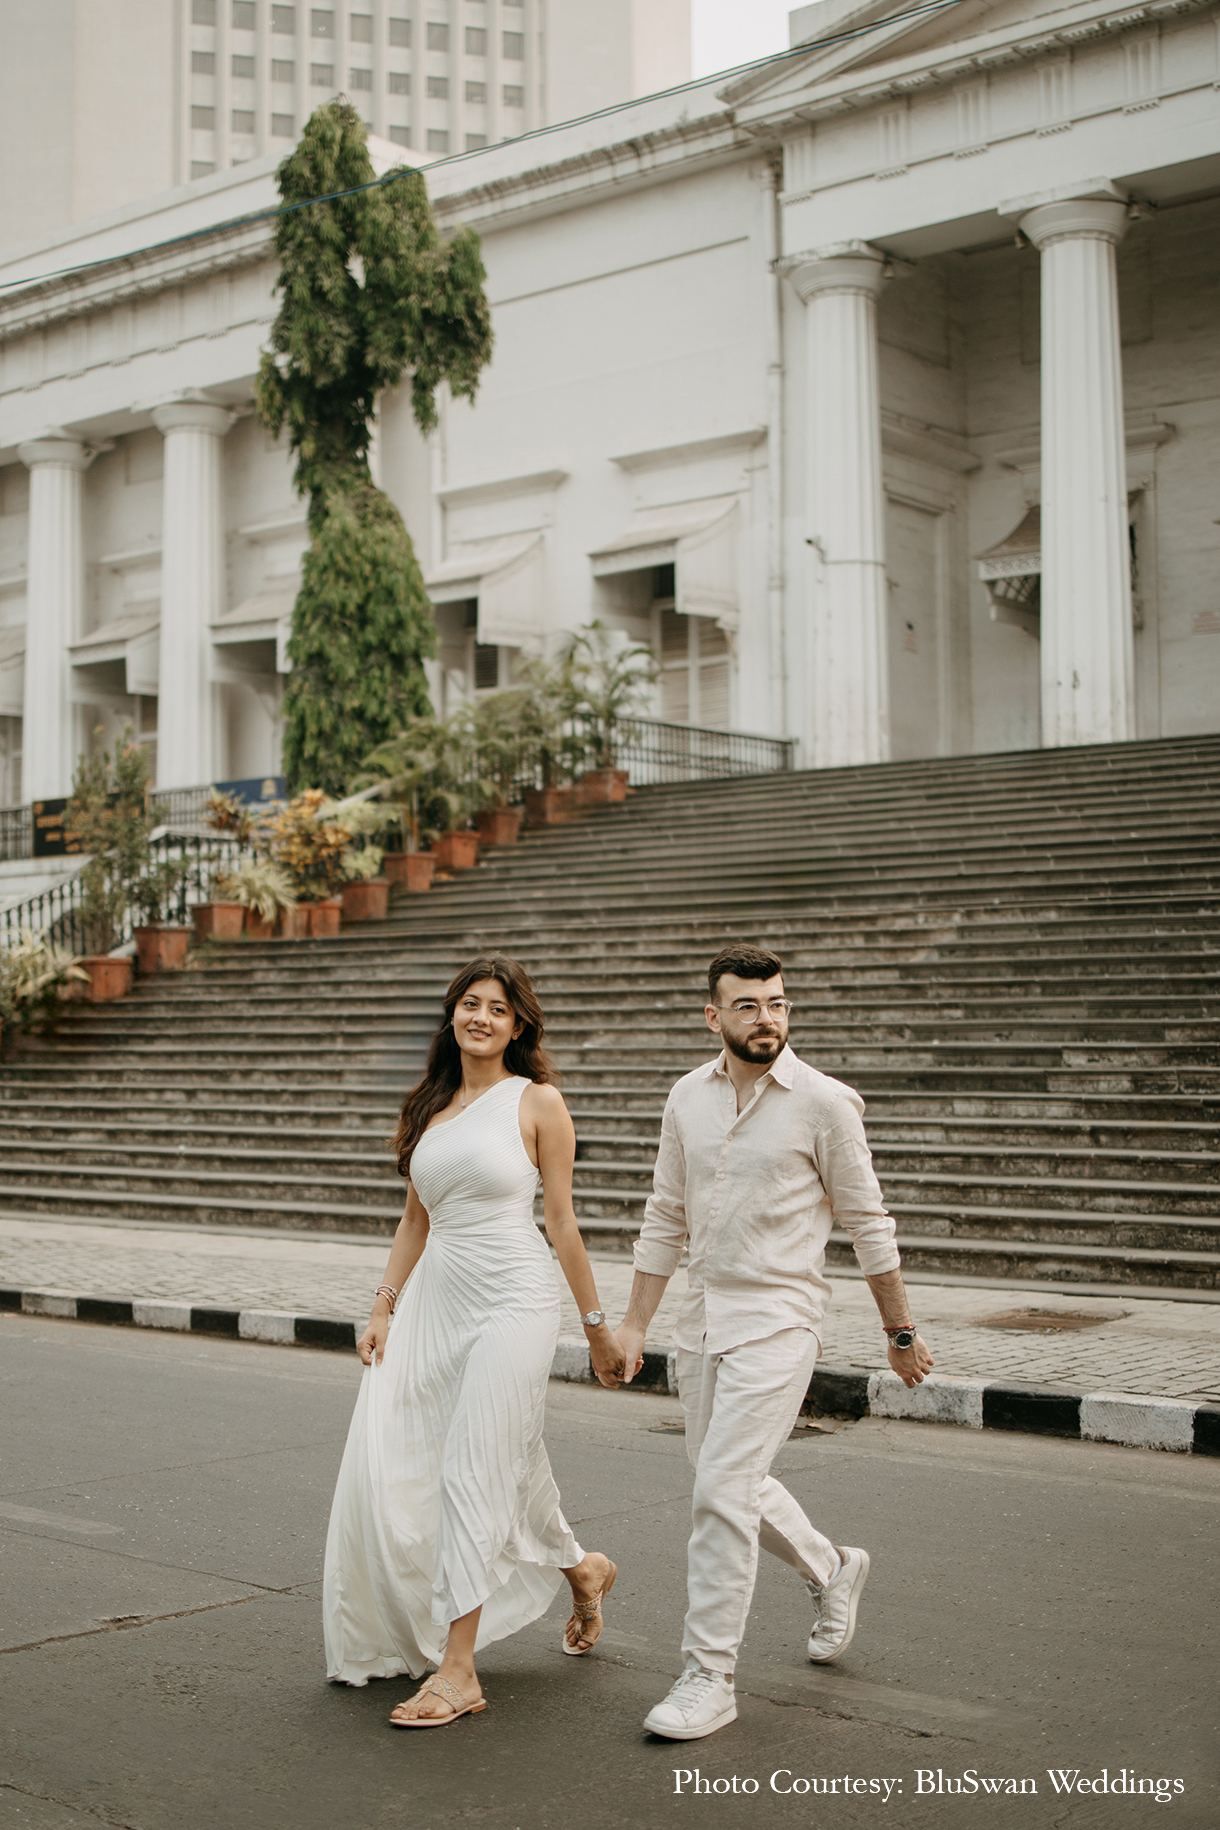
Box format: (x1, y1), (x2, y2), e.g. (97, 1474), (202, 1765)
(341, 878), (389, 923)
(279, 905), (309, 940)
(308, 898), (343, 938)
(523, 786), (573, 827)
(432, 830), (479, 871)
(578, 768), (629, 805)
(384, 852), (435, 893)
(134, 926), (191, 975)
(80, 956), (133, 1003)
(192, 902), (245, 943)
(243, 909), (279, 941)
(474, 806), (523, 846)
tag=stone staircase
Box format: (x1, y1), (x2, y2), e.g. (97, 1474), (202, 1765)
(2, 734), (1218, 1296)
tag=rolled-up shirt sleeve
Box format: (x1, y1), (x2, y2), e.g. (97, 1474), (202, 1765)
(634, 1100), (688, 1277)
(815, 1095), (901, 1276)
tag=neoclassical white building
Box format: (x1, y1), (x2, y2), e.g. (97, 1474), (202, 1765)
(1, 0), (1219, 806)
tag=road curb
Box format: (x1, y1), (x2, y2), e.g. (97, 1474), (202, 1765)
(6, 1286), (1218, 1456)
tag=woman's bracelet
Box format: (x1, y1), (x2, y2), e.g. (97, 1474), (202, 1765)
(374, 1283), (398, 1312)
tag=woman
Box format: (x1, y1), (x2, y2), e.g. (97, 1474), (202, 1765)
(323, 955), (625, 1727)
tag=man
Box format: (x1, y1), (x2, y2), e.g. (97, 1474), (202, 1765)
(614, 943), (933, 1742)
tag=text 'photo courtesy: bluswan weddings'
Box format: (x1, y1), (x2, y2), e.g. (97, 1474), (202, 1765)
(671, 1768), (1190, 1801)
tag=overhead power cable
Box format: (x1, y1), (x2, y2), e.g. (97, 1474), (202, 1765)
(0, 0), (964, 299)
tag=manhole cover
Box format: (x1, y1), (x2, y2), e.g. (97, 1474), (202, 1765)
(976, 1308), (1126, 1333)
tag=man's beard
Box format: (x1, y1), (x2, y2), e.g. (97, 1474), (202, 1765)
(723, 1029), (785, 1064)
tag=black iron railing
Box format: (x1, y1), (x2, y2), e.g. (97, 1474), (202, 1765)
(0, 830), (250, 956)
(610, 716), (795, 785)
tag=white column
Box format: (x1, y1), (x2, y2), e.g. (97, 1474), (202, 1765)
(785, 244), (889, 767)
(1019, 196), (1133, 747)
(151, 399), (235, 789)
(18, 434), (91, 801)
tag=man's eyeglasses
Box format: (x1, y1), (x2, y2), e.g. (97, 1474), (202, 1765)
(715, 999), (793, 1021)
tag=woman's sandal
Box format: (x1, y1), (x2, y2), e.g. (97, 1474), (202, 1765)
(389, 1674), (487, 1729)
(562, 1558), (618, 1656)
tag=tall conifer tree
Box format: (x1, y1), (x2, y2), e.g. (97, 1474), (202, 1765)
(256, 101), (492, 793)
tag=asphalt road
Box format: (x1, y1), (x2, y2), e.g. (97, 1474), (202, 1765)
(1, 1314), (1216, 1830)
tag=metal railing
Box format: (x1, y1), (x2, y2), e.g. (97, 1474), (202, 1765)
(0, 830), (250, 956)
(609, 716), (795, 785)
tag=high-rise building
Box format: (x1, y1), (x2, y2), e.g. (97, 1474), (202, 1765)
(0, 0), (689, 255)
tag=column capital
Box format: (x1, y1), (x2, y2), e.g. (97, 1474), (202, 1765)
(1019, 197), (1129, 250)
(151, 398), (237, 438)
(18, 433), (91, 471)
(780, 241), (889, 304)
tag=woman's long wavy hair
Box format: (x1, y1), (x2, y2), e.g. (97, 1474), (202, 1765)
(393, 955), (556, 1178)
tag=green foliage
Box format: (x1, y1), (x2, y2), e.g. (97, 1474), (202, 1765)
(65, 733), (155, 953)
(219, 857), (298, 922)
(516, 650), (587, 787)
(354, 714), (479, 847)
(280, 478), (435, 795)
(0, 930), (87, 1038)
(255, 101), (493, 794)
(565, 621), (659, 768)
(467, 690), (531, 808)
(129, 856), (192, 928)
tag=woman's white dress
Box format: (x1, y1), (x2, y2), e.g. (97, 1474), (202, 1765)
(323, 1075), (583, 1685)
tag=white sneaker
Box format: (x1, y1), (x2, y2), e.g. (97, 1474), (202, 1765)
(643, 1661), (737, 1740)
(806, 1545), (870, 1663)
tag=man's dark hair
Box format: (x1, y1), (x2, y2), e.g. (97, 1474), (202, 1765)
(707, 943), (784, 1004)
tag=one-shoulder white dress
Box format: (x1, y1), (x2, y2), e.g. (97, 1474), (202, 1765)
(323, 1075), (583, 1685)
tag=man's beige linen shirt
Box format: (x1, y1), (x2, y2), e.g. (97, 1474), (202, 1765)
(634, 1045), (900, 1355)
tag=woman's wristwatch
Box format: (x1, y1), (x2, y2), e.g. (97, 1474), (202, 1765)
(884, 1325), (917, 1351)
(580, 1310), (607, 1329)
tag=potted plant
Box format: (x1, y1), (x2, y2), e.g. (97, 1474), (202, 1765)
(0, 929), (88, 1045)
(356, 717), (477, 877)
(221, 858), (298, 939)
(324, 797), (391, 923)
(471, 690), (528, 846)
(567, 620), (658, 803)
(518, 651), (584, 826)
(192, 795), (256, 940)
(64, 731), (155, 999)
(131, 855), (193, 974)
(263, 791), (352, 936)
(355, 731), (439, 893)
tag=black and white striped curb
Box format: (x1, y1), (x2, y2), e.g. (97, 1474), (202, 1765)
(8, 1286), (1219, 1458)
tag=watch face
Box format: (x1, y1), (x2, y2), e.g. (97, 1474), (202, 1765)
(891, 1330), (915, 1350)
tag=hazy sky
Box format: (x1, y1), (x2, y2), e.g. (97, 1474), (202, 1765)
(690, 0), (795, 80)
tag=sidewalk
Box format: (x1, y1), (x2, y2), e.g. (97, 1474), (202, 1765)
(3, 1214), (1219, 1452)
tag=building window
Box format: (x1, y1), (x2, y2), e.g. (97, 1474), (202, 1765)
(657, 607), (730, 729)
(465, 80), (486, 102)
(388, 124), (411, 145)
(426, 128), (449, 151)
(426, 75), (448, 97)
(502, 83), (523, 106)
(350, 12), (372, 40)
(192, 0), (217, 23)
(272, 111), (295, 135)
(271, 3), (295, 30)
(311, 61), (334, 83)
(191, 104), (216, 129)
(311, 8), (333, 36)
(190, 159), (216, 178)
(192, 50), (216, 73)
(388, 71), (410, 93)
(473, 643), (499, 690)
(465, 132), (487, 150)
(271, 57), (294, 80)
(389, 16), (410, 45)
(426, 21), (449, 50)
(232, 108), (256, 132)
(502, 30), (523, 58)
(232, 0), (256, 27)
(465, 26), (487, 54)
(350, 66), (372, 88)
(232, 53), (256, 75)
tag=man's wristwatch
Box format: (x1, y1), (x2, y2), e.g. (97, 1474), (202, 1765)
(885, 1326), (917, 1352)
(580, 1310), (607, 1328)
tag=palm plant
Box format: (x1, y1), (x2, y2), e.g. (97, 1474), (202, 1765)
(468, 690), (530, 809)
(516, 651), (584, 788)
(566, 620), (659, 771)
(355, 713), (482, 848)
(218, 858), (298, 923)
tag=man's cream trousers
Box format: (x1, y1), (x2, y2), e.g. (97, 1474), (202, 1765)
(676, 1327), (840, 1676)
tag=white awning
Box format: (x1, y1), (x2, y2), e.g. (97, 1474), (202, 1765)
(212, 589), (295, 675)
(588, 504), (740, 628)
(0, 626), (24, 717)
(70, 610), (160, 695)
(425, 536), (545, 649)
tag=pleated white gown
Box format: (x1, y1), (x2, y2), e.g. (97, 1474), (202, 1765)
(323, 1076), (583, 1685)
